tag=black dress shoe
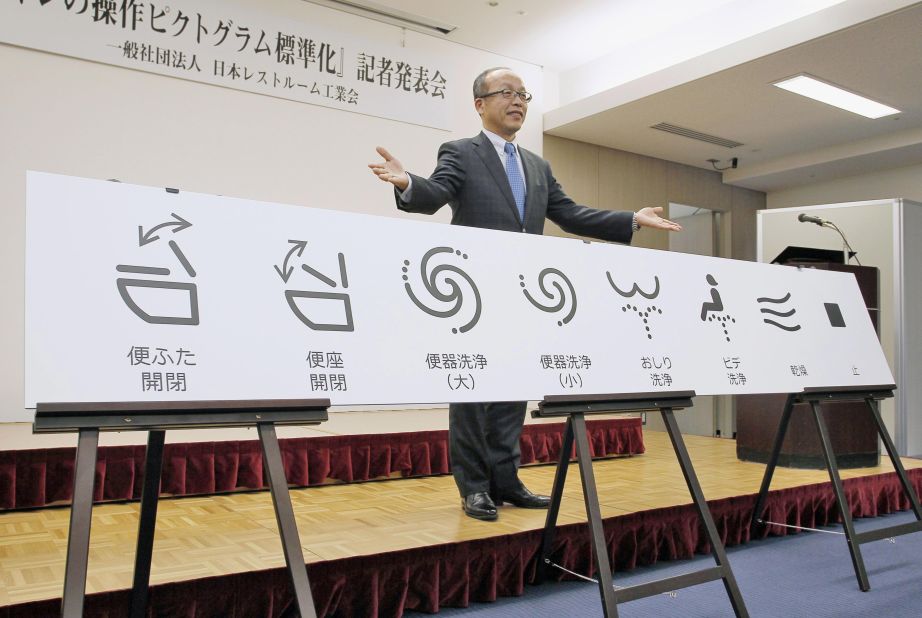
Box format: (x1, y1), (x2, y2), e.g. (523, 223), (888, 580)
(462, 492), (498, 521)
(495, 484), (551, 509)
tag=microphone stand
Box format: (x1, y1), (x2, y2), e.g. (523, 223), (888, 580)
(821, 220), (861, 265)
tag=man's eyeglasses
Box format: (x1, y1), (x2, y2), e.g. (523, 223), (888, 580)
(477, 89), (533, 103)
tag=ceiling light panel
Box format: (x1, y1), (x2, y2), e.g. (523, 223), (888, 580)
(312, 0), (457, 35)
(772, 74), (900, 119)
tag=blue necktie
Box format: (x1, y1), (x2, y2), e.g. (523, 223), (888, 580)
(504, 142), (526, 222)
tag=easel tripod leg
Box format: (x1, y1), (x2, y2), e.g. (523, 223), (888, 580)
(536, 417), (575, 584)
(660, 407), (749, 618)
(129, 430), (165, 618)
(809, 401), (870, 591)
(751, 394), (795, 533)
(61, 428), (99, 618)
(571, 413), (619, 617)
(258, 422), (318, 617)
(866, 397), (922, 520)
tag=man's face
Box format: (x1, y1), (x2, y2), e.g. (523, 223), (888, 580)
(475, 70), (528, 140)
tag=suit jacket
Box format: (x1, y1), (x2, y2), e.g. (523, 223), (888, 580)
(396, 132), (635, 243)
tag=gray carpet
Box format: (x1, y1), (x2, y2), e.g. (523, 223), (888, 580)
(426, 511), (922, 617)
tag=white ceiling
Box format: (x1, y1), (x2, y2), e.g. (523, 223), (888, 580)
(340, 0), (922, 192)
(547, 1), (922, 191)
(336, 0), (742, 72)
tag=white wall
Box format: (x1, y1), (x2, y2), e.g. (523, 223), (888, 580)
(767, 162), (922, 209)
(669, 210), (714, 257)
(0, 0), (544, 421)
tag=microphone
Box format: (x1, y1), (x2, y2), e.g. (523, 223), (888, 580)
(795, 213), (862, 265)
(797, 213), (827, 226)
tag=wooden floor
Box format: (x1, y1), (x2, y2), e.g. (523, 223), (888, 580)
(1, 430), (920, 608)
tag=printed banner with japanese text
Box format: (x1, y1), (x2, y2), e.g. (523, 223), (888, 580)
(24, 172), (893, 407)
(1, 0), (452, 129)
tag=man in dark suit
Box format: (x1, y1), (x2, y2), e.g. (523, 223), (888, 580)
(370, 67), (681, 521)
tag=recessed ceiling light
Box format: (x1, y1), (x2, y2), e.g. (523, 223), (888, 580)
(772, 74), (899, 119)
(321, 0), (457, 34)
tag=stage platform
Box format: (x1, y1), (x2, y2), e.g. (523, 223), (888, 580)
(1, 431), (921, 616)
(0, 410), (643, 509)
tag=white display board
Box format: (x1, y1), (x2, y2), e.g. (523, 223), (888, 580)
(0, 0), (453, 130)
(25, 172), (893, 408)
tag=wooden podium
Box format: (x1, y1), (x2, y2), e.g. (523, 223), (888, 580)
(737, 255), (881, 468)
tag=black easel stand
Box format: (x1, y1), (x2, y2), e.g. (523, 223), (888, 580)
(532, 391), (748, 618)
(33, 399), (330, 618)
(750, 385), (922, 591)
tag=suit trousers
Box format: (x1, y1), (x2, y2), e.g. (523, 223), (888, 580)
(448, 401), (528, 496)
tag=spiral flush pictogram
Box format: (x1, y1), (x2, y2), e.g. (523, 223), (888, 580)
(403, 246), (482, 334)
(519, 268), (577, 326)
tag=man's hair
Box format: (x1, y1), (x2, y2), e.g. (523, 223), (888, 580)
(473, 67), (511, 99)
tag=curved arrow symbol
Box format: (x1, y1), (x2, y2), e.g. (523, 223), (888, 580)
(138, 213), (192, 246)
(274, 240), (308, 283)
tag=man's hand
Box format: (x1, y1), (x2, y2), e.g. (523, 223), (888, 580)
(636, 206), (683, 232)
(368, 146), (410, 191)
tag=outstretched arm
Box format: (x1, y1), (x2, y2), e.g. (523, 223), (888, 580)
(636, 206), (682, 232)
(368, 146), (409, 191)
(371, 142), (465, 216)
